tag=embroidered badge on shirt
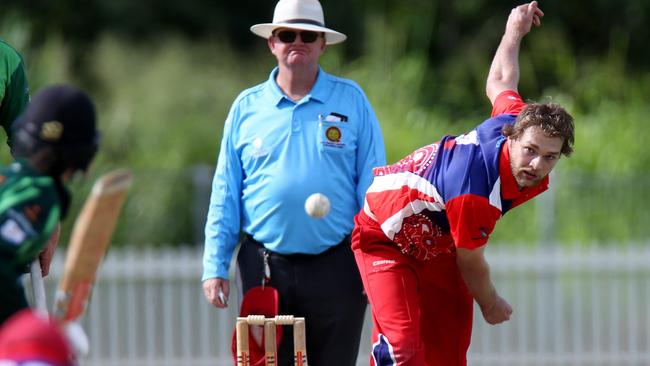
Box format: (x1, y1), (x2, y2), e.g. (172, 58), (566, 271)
(325, 126), (341, 142)
(319, 112), (347, 149)
(251, 137), (271, 158)
(321, 125), (346, 149)
(1, 219), (27, 245)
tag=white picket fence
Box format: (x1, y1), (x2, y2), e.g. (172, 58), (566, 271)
(32, 245), (650, 366)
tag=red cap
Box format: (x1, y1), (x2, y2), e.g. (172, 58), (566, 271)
(0, 310), (73, 366)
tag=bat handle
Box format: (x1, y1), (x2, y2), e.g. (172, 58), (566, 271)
(30, 260), (48, 317)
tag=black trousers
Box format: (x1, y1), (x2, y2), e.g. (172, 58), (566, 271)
(238, 235), (367, 366)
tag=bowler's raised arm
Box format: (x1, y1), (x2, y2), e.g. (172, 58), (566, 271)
(486, 1), (544, 105)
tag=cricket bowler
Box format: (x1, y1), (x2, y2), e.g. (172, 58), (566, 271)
(351, 2), (575, 365)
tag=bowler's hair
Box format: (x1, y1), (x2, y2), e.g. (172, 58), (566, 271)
(502, 103), (575, 157)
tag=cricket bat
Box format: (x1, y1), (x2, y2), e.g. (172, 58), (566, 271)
(53, 168), (132, 322)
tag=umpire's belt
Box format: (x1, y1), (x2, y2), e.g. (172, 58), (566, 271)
(244, 234), (351, 260)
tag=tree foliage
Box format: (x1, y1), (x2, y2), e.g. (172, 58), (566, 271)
(5, 1), (650, 65)
(0, 0), (648, 246)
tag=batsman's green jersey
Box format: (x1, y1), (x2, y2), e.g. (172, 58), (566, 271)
(0, 160), (66, 324)
(0, 39), (30, 145)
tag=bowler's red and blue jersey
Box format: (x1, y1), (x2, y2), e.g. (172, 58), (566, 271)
(361, 91), (549, 260)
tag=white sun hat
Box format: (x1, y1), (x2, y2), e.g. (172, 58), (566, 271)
(250, 0), (347, 45)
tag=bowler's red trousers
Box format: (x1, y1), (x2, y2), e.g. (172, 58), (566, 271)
(352, 211), (474, 366)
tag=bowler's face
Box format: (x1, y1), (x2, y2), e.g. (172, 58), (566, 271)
(508, 126), (563, 188)
(268, 28), (326, 68)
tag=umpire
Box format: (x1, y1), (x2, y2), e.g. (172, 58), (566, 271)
(202, 0), (386, 364)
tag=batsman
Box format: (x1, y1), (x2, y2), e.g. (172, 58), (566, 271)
(0, 85), (99, 324)
(352, 2), (574, 365)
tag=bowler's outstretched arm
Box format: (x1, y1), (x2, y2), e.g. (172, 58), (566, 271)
(486, 1), (544, 104)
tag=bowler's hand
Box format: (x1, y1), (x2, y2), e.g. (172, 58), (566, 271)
(480, 295), (513, 325)
(203, 277), (230, 308)
(506, 1), (545, 40)
(38, 223), (61, 276)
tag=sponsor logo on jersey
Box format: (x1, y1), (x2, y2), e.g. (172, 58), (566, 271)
(372, 259), (396, 267)
(455, 130), (478, 145)
(472, 228), (489, 240)
(1, 219), (27, 245)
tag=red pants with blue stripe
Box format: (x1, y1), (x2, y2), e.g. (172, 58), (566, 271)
(352, 211), (474, 366)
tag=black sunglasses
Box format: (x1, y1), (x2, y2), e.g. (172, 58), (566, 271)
(274, 30), (322, 44)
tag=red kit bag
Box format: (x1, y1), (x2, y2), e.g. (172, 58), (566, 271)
(231, 286), (282, 366)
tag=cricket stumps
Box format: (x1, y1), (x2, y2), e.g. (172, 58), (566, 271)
(236, 315), (308, 366)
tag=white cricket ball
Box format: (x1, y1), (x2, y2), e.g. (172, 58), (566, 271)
(305, 193), (331, 218)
